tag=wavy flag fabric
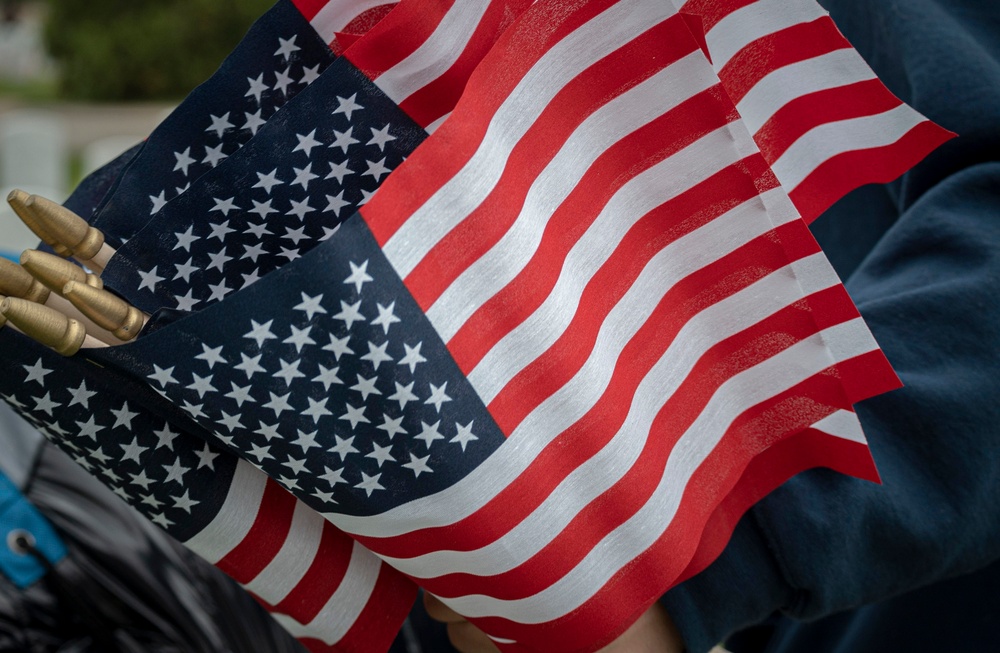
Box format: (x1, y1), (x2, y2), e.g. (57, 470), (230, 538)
(89, 0), (387, 246)
(0, 330), (417, 653)
(100, 0), (532, 315)
(672, 0), (953, 221)
(295, 0), (401, 55)
(61, 143), (143, 218)
(79, 0), (950, 650)
(0, 0), (954, 651)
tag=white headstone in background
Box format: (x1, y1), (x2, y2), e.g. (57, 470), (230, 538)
(0, 110), (68, 193)
(81, 135), (142, 178)
(0, 110), (68, 254)
(0, 9), (57, 83)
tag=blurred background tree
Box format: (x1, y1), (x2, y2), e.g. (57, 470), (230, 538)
(42, 0), (273, 101)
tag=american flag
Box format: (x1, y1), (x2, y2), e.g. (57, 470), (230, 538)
(672, 0), (953, 221)
(9, 0), (952, 650)
(350, 0), (928, 643)
(89, 0), (386, 246)
(100, 0), (533, 315)
(293, 0), (399, 55)
(84, 0), (951, 647)
(0, 331), (417, 653)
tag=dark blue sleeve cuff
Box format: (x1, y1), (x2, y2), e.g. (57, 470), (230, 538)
(661, 515), (796, 653)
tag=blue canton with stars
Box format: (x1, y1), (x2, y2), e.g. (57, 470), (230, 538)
(101, 56), (425, 317)
(94, 216), (506, 517)
(0, 330), (240, 542)
(91, 0), (338, 247)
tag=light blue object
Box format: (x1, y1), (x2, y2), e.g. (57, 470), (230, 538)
(0, 470), (67, 589)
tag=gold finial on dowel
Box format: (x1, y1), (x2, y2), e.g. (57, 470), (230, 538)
(20, 250), (103, 296)
(0, 257), (50, 304)
(23, 194), (113, 273)
(0, 296), (96, 356)
(62, 280), (147, 342)
(6, 189), (73, 258)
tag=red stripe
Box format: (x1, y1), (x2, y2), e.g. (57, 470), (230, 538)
(340, 3), (397, 35)
(332, 4), (398, 55)
(718, 17), (851, 104)
(361, 0), (628, 244)
(270, 522), (355, 622)
(425, 285), (860, 600)
(679, 0), (757, 33)
(326, 563), (419, 653)
(463, 369), (863, 650)
(487, 162), (781, 435)
(405, 17), (701, 311)
(291, 0), (327, 21)
(754, 78), (903, 164)
(344, 0), (456, 81)
(789, 119), (955, 222)
(215, 479), (297, 583)
(443, 93), (746, 374)
(356, 220), (810, 561)
(396, 0), (534, 127)
(677, 425), (879, 585)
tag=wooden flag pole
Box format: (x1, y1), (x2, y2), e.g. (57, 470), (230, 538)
(6, 190), (73, 258)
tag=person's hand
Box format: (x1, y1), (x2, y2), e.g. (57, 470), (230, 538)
(424, 593), (684, 653)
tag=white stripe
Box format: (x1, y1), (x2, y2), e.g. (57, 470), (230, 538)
(383, 0), (677, 278)
(329, 187), (800, 539)
(242, 500), (325, 604)
(737, 48), (876, 135)
(705, 0), (827, 70)
(271, 540), (381, 644)
(373, 0), (490, 104)
(309, 0), (395, 46)
(424, 112), (451, 134)
(427, 51), (718, 341)
(386, 252), (840, 578)
(443, 319), (876, 621)
(183, 460), (266, 564)
(812, 409), (866, 444)
(774, 103), (925, 190)
(468, 122), (759, 404)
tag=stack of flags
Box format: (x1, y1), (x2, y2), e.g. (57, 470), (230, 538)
(0, 0), (952, 651)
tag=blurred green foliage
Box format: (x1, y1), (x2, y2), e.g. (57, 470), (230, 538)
(43, 0), (274, 101)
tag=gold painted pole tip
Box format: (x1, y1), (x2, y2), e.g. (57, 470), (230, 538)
(0, 296), (87, 356)
(20, 249), (103, 295)
(6, 189), (73, 258)
(24, 194), (104, 261)
(63, 280), (144, 342)
(6, 188), (28, 206)
(0, 257), (50, 304)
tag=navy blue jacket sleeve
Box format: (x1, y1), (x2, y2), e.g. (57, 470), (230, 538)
(661, 1), (1000, 651)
